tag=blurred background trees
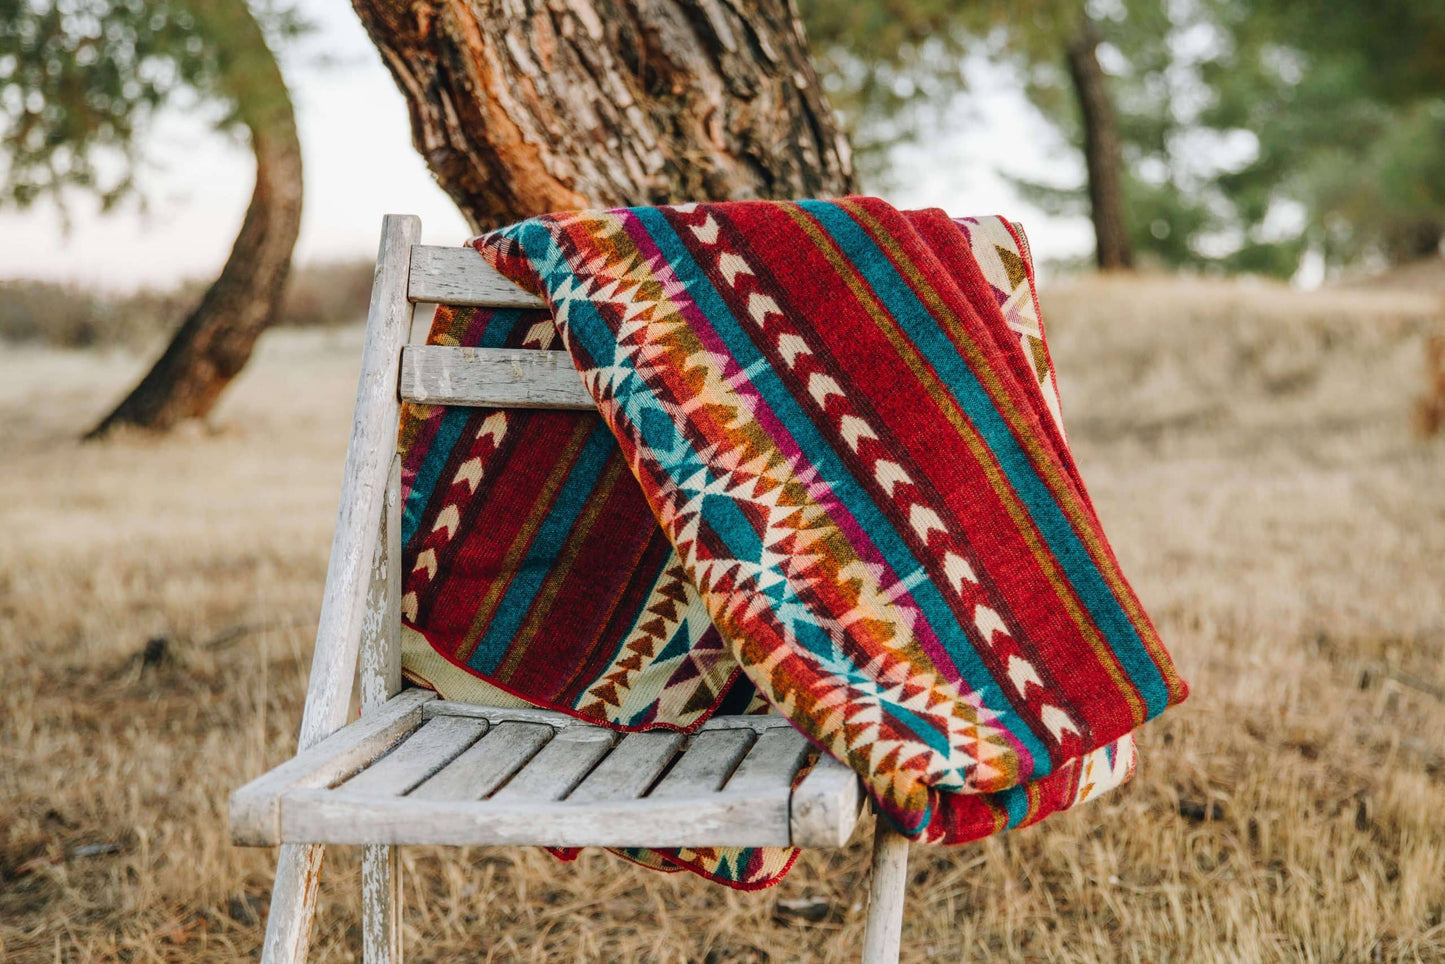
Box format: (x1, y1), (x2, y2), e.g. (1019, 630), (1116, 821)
(0, 0), (303, 437)
(348, 0), (1444, 278)
(1202, 0), (1445, 273)
(799, 0), (1145, 270)
(799, 0), (1445, 279)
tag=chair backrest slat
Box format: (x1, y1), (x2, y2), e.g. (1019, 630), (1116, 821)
(407, 245), (545, 308)
(399, 345), (592, 409)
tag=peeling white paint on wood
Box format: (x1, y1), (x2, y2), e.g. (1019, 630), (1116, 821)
(568, 732), (684, 803)
(407, 246), (545, 308)
(358, 457), (402, 712)
(409, 721), (554, 801)
(789, 751), (864, 848)
(361, 845), (401, 964)
(280, 788), (795, 849)
(343, 717), (489, 797)
(862, 817), (910, 964)
(359, 438), (406, 963)
(400, 345), (592, 409)
(230, 689), (434, 846)
(258, 214), (418, 964)
(235, 691), (867, 853)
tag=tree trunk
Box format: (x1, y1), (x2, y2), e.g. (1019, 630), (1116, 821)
(350, 0), (853, 231)
(87, 0), (302, 439)
(1065, 14), (1133, 271)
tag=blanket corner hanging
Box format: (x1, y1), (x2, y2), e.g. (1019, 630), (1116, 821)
(396, 197), (1187, 889)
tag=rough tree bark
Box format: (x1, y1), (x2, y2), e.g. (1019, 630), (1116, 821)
(1065, 13), (1133, 271)
(350, 0), (854, 231)
(87, 0), (302, 439)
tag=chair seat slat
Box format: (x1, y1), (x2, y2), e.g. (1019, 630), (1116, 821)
(568, 732), (686, 803)
(229, 689), (435, 846)
(648, 729), (755, 800)
(491, 726), (618, 802)
(723, 727), (812, 795)
(342, 716), (489, 796)
(408, 721), (554, 800)
(233, 692), (863, 848)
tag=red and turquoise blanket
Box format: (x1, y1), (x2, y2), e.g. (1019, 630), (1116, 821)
(397, 199), (1187, 888)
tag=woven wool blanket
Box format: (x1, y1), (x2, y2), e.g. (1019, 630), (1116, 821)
(397, 199), (1187, 888)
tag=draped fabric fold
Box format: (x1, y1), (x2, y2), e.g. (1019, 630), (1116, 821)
(396, 199), (1186, 889)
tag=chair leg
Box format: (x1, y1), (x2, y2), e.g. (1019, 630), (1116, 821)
(362, 845), (403, 962)
(261, 843), (326, 964)
(259, 221), (416, 964)
(862, 814), (909, 964)
(360, 456), (405, 963)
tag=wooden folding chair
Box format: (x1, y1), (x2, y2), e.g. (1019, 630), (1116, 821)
(230, 215), (912, 963)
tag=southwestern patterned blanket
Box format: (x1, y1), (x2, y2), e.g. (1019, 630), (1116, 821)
(396, 198), (1187, 888)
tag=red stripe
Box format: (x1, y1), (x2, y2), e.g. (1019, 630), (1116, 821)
(719, 201), (1134, 746)
(419, 412), (590, 662)
(850, 200), (1181, 707)
(500, 454), (665, 702)
(688, 204), (1085, 765)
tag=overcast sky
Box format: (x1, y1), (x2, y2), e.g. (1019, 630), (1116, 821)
(0, 3), (1091, 291)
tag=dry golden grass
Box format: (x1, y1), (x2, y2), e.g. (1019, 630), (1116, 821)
(2, 276), (1444, 962)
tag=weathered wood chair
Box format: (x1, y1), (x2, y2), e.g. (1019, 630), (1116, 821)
(230, 215), (913, 964)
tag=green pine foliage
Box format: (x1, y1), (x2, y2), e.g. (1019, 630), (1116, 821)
(799, 0), (1444, 276)
(1201, 0), (1445, 273)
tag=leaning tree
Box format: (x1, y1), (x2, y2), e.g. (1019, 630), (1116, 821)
(349, 0), (854, 231)
(0, 0), (303, 438)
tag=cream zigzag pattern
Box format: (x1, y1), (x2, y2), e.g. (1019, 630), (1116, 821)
(573, 562), (736, 726)
(672, 207), (1083, 771)
(401, 408), (509, 623)
(402, 316), (734, 728)
(962, 216), (1067, 438)
(958, 215), (1140, 806)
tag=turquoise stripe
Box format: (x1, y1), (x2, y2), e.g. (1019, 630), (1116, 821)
(651, 614), (701, 665)
(478, 307), (529, 348)
(402, 406), (472, 546)
(801, 200), (1168, 715)
(466, 420), (616, 674)
(509, 214), (1052, 773)
(999, 782), (1032, 829)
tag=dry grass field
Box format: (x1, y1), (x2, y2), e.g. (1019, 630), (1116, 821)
(2, 275), (1443, 962)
